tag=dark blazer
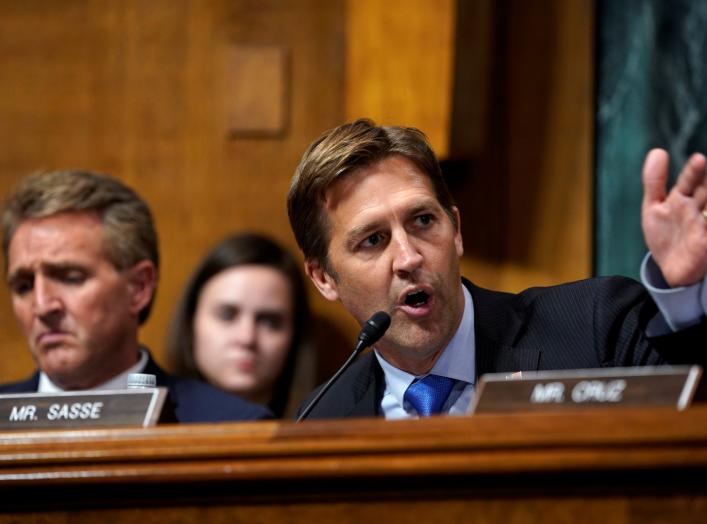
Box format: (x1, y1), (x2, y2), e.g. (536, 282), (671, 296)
(0, 351), (272, 423)
(298, 277), (707, 420)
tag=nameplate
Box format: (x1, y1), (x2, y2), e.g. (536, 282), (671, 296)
(0, 388), (168, 430)
(469, 366), (702, 414)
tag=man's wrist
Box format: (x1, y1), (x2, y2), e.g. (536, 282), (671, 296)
(641, 253), (704, 331)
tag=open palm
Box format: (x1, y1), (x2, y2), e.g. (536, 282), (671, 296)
(642, 148), (707, 287)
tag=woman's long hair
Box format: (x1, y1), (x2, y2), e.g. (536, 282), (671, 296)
(166, 233), (311, 417)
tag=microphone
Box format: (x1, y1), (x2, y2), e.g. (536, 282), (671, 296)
(296, 311), (391, 422)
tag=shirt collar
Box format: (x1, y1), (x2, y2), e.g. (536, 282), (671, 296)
(38, 348), (149, 393)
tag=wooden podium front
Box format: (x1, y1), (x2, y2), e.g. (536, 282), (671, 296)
(1, 406), (707, 523)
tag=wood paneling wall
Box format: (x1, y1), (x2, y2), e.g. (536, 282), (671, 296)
(493, 0), (593, 291)
(345, 0), (456, 156)
(345, 0), (593, 294)
(0, 0), (593, 386)
(0, 0), (348, 383)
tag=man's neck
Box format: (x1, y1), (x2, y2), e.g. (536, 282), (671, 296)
(39, 348), (148, 392)
(380, 346), (443, 376)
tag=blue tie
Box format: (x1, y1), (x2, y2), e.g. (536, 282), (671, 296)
(404, 374), (456, 416)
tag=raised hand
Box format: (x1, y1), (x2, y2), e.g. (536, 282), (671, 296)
(642, 148), (707, 287)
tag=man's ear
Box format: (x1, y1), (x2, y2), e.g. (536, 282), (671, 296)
(126, 260), (157, 317)
(304, 258), (339, 302)
(452, 206), (464, 257)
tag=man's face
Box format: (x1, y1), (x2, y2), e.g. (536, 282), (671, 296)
(6, 211), (152, 389)
(306, 155), (465, 374)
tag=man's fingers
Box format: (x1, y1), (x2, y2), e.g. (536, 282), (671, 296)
(642, 148), (669, 207)
(694, 184), (707, 211)
(674, 152), (707, 197)
(693, 161), (707, 210)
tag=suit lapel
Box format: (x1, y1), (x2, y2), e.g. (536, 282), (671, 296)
(344, 352), (384, 417)
(464, 279), (541, 376)
(0, 372), (40, 393)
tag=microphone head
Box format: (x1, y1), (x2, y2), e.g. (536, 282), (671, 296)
(357, 311), (391, 348)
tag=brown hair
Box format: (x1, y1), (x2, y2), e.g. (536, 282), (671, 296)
(2, 170), (159, 323)
(287, 118), (456, 270)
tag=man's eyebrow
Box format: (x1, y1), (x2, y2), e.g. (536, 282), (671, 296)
(7, 262), (87, 284)
(406, 199), (439, 217)
(43, 262), (87, 273)
(345, 222), (382, 248)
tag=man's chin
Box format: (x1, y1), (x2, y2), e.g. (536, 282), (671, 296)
(38, 347), (85, 380)
(391, 317), (444, 343)
(44, 368), (94, 390)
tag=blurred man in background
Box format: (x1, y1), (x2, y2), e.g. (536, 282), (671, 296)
(0, 170), (271, 423)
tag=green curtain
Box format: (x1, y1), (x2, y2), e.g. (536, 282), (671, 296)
(595, 0), (707, 279)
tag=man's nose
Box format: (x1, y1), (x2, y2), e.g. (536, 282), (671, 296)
(391, 233), (424, 278)
(32, 276), (62, 318)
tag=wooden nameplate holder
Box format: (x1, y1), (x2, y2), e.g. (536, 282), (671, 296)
(469, 365), (703, 414)
(0, 388), (168, 430)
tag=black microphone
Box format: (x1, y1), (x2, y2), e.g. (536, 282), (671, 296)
(296, 311), (391, 422)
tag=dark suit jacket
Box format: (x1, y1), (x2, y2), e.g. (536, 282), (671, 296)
(0, 351), (272, 423)
(298, 277), (707, 419)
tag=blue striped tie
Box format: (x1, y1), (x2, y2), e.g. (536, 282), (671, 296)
(404, 374), (456, 416)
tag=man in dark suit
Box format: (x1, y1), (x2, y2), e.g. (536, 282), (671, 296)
(287, 119), (707, 419)
(0, 170), (271, 422)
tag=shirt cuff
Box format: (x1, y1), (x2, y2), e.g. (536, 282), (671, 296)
(641, 253), (704, 331)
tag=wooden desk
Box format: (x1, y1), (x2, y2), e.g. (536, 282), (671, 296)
(1, 406), (706, 522)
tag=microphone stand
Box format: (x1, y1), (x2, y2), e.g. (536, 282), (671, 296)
(296, 311), (390, 422)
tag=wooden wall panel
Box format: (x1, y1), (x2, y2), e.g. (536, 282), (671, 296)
(344, 0), (593, 295)
(0, 0), (347, 384)
(456, 0), (594, 292)
(500, 0), (593, 289)
(345, 0), (456, 156)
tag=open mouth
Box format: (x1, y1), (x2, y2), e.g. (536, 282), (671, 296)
(404, 290), (430, 308)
